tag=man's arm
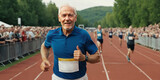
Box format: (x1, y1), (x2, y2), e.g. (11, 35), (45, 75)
(74, 46), (100, 63)
(40, 42), (51, 72)
(124, 32), (128, 41)
(134, 32), (139, 40)
(86, 51), (100, 63)
(102, 29), (106, 36)
(0, 41), (5, 44)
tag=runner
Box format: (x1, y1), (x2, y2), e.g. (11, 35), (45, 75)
(94, 25), (105, 53)
(125, 26), (138, 62)
(108, 28), (113, 45)
(40, 5), (100, 80)
(118, 28), (123, 47)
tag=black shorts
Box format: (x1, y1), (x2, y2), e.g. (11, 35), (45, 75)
(109, 36), (112, 38)
(119, 35), (123, 39)
(127, 44), (135, 51)
(97, 39), (103, 44)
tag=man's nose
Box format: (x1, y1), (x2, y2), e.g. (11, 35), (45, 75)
(65, 15), (69, 20)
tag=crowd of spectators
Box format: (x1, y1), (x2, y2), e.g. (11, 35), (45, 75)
(0, 24), (53, 45)
(136, 24), (160, 38)
(104, 23), (160, 39)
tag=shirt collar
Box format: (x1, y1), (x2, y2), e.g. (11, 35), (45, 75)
(59, 26), (79, 36)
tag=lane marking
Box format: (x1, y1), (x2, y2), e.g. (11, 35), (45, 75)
(101, 54), (110, 80)
(34, 53), (53, 80)
(9, 72), (22, 80)
(9, 62), (39, 80)
(136, 46), (160, 58)
(112, 42), (152, 80)
(34, 71), (43, 80)
(24, 62), (38, 71)
(135, 50), (160, 64)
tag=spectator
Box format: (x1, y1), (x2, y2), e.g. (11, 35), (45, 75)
(21, 27), (27, 41)
(0, 29), (5, 45)
(26, 28), (35, 40)
(12, 29), (22, 42)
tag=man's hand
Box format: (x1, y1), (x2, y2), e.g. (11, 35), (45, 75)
(40, 60), (51, 72)
(74, 46), (85, 61)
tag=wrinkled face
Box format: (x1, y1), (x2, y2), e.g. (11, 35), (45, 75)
(58, 6), (77, 30)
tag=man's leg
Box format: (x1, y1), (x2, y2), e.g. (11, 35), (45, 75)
(97, 41), (101, 53)
(120, 39), (122, 46)
(127, 48), (132, 62)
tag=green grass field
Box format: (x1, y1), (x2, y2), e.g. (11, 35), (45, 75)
(0, 51), (40, 71)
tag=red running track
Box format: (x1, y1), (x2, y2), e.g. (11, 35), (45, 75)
(0, 32), (160, 80)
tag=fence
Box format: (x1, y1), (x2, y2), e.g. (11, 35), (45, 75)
(135, 36), (160, 50)
(0, 38), (45, 66)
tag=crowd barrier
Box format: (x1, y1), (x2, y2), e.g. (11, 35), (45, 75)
(135, 36), (160, 50)
(0, 38), (45, 66)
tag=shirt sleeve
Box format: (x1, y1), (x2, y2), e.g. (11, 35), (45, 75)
(44, 30), (52, 48)
(85, 32), (98, 55)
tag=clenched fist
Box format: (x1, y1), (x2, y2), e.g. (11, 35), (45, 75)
(40, 60), (51, 72)
(74, 46), (85, 61)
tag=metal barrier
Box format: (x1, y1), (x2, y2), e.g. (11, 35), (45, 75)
(0, 38), (45, 66)
(0, 44), (9, 65)
(136, 36), (160, 50)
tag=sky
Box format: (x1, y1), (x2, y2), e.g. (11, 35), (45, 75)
(42, 0), (115, 10)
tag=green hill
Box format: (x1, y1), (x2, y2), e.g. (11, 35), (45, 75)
(78, 6), (113, 26)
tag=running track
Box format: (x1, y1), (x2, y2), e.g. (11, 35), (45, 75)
(0, 32), (160, 80)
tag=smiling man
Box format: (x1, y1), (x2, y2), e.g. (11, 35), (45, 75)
(40, 5), (100, 80)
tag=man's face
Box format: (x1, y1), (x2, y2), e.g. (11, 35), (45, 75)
(58, 6), (77, 30)
(98, 25), (101, 30)
(129, 27), (133, 32)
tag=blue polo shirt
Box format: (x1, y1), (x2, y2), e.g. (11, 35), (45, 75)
(44, 26), (98, 79)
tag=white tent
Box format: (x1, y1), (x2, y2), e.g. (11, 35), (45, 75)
(0, 21), (12, 27)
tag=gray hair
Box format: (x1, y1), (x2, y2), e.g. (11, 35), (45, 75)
(58, 4), (77, 15)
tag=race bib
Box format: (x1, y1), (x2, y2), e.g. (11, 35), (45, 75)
(109, 33), (112, 36)
(97, 33), (101, 37)
(128, 36), (133, 40)
(120, 33), (123, 35)
(58, 58), (79, 73)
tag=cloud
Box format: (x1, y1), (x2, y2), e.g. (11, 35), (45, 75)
(42, 0), (115, 10)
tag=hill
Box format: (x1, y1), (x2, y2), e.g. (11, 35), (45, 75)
(78, 6), (113, 26)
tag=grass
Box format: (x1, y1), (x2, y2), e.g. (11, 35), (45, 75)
(0, 51), (40, 71)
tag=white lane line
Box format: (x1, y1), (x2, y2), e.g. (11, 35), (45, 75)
(135, 50), (160, 64)
(137, 46), (160, 58)
(34, 53), (53, 80)
(24, 62), (38, 71)
(101, 54), (110, 80)
(9, 62), (39, 80)
(130, 61), (152, 80)
(9, 72), (22, 80)
(34, 71), (43, 80)
(112, 43), (152, 80)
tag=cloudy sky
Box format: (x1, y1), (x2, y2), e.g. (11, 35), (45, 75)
(42, 0), (115, 10)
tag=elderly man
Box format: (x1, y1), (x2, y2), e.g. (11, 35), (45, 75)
(40, 5), (100, 80)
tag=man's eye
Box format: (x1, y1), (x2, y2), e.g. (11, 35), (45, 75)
(68, 14), (74, 17)
(62, 14), (66, 17)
